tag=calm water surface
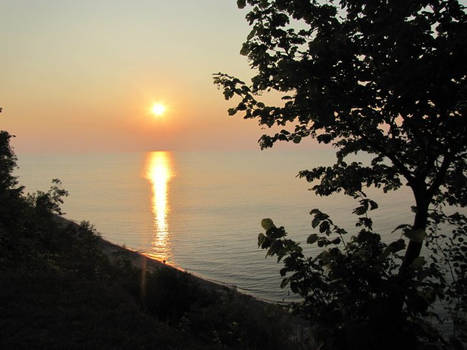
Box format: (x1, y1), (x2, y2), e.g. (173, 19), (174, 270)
(16, 150), (414, 301)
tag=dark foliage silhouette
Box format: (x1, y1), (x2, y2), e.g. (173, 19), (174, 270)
(0, 127), (305, 349)
(215, 1), (466, 348)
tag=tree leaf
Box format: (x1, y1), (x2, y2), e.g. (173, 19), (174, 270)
(261, 218), (275, 231)
(240, 43), (249, 56)
(237, 0), (246, 9)
(307, 234), (319, 244)
(353, 205), (367, 216)
(319, 221), (330, 234)
(311, 215), (321, 229)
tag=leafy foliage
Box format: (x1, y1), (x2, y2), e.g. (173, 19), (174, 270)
(259, 206), (466, 349)
(0, 129), (304, 349)
(215, 0), (466, 348)
(0, 130), (20, 192)
(425, 210), (467, 341)
(215, 0), (467, 265)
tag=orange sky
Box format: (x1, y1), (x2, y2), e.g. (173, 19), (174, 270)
(1, 0), (303, 153)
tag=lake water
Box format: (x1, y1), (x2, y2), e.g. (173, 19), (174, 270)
(16, 149), (415, 301)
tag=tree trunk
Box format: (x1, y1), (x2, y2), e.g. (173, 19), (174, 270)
(393, 192), (430, 313)
(401, 190), (429, 271)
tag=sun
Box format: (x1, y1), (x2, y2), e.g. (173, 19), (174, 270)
(151, 103), (166, 116)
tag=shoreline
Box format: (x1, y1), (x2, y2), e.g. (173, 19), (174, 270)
(3, 214), (314, 348)
(56, 215), (289, 306)
(91, 226), (314, 345)
(64, 217), (315, 345)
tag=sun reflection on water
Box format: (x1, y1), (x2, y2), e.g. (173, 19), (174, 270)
(145, 151), (173, 261)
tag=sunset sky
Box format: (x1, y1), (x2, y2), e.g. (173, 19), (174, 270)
(0, 0), (303, 153)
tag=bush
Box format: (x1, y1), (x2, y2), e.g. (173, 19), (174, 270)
(258, 201), (467, 349)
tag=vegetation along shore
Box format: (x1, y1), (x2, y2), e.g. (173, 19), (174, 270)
(0, 131), (313, 349)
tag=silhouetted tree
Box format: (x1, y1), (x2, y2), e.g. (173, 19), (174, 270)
(215, 0), (466, 348)
(215, 0), (466, 272)
(0, 131), (20, 193)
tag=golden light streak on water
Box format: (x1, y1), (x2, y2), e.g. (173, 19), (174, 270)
(145, 151), (173, 261)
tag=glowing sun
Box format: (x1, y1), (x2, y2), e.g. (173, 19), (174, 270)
(151, 103), (166, 116)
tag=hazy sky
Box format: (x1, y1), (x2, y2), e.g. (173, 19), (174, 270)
(1, 0), (299, 153)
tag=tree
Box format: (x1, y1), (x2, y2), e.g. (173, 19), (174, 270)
(0, 131), (20, 193)
(214, 0), (466, 347)
(215, 0), (466, 270)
